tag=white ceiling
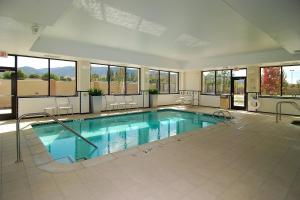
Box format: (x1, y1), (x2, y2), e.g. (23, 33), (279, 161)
(1, 0), (300, 69)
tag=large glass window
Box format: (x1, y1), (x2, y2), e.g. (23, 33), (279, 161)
(49, 60), (76, 96)
(126, 68), (139, 94)
(170, 72), (179, 93)
(216, 70), (231, 94)
(90, 64), (109, 94)
(202, 71), (215, 94)
(17, 56), (49, 96)
(159, 71), (169, 93)
(149, 70), (159, 90)
(110, 66), (125, 94)
(260, 67), (281, 96)
(0, 56), (15, 67)
(232, 69), (246, 77)
(282, 66), (300, 96)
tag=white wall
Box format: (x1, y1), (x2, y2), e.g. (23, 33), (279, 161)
(183, 71), (201, 90)
(199, 95), (220, 108)
(258, 98), (300, 115)
(18, 96), (80, 116)
(157, 94), (178, 106)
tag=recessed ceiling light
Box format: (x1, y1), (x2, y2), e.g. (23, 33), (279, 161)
(104, 4), (140, 30)
(138, 19), (166, 36)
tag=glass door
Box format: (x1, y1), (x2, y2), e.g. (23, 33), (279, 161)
(231, 77), (246, 110)
(0, 68), (16, 120)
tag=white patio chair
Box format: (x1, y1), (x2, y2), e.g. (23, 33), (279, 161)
(105, 95), (119, 111)
(175, 94), (184, 105)
(183, 95), (193, 105)
(125, 96), (138, 109)
(55, 97), (73, 115)
(117, 96), (126, 110)
(44, 99), (57, 115)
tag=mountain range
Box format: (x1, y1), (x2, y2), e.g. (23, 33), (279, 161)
(19, 66), (75, 77)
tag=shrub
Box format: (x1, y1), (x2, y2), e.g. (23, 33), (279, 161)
(88, 88), (103, 96)
(149, 89), (159, 94)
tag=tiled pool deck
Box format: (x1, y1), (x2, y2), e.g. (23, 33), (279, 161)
(0, 106), (299, 200)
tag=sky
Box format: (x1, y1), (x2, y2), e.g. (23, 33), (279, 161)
(0, 56), (75, 69)
(283, 65), (300, 84)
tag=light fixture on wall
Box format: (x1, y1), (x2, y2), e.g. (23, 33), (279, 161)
(31, 24), (40, 35)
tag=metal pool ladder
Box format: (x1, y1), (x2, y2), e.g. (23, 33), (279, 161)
(16, 112), (97, 163)
(276, 101), (300, 123)
(212, 109), (233, 121)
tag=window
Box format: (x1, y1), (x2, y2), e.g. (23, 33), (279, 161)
(202, 71), (215, 94)
(90, 64), (109, 94)
(109, 66), (125, 94)
(232, 69), (246, 77)
(282, 66), (300, 96)
(90, 64), (140, 95)
(126, 68), (139, 94)
(159, 71), (169, 93)
(0, 56), (15, 67)
(17, 56), (49, 96)
(170, 72), (179, 93)
(149, 70), (179, 94)
(149, 70), (159, 90)
(16, 56), (77, 97)
(216, 70), (231, 94)
(260, 67), (281, 96)
(50, 60), (76, 96)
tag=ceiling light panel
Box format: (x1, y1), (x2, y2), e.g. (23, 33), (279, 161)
(138, 19), (166, 36)
(73, 0), (103, 20)
(104, 4), (140, 30)
(176, 34), (209, 47)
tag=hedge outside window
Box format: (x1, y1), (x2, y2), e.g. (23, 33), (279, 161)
(216, 70), (231, 94)
(110, 66), (125, 94)
(50, 60), (76, 96)
(90, 64), (109, 94)
(202, 71), (215, 94)
(149, 70), (159, 90)
(159, 71), (169, 93)
(17, 56), (49, 96)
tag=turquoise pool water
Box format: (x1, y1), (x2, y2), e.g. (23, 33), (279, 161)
(32, 110), (224, 163)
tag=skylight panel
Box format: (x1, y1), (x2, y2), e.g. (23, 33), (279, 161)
(104, 4), (140, 30)
(176, 34), (209, 47)
(138, 19), (166, 36)
(73, 0), (103, 20)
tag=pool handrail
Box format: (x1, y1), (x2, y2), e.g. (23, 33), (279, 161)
(276, 101), (300, 123)
(16, 112), (97, 163)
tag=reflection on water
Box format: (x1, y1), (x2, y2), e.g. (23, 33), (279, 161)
(33, 110), (222, 162)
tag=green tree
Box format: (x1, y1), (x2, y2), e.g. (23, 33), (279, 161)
(17, 70), (27, 80)
(2, 71), (12, 79)
(29, 74), (40, 79)
(42, 73), (59, 81)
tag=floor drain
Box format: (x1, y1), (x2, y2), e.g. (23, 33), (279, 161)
(143, 148), (152, 154)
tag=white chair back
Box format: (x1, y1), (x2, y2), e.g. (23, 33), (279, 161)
(55, 97), (70, 106)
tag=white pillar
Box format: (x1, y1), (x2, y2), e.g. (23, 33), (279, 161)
(77, 60), (90, 91)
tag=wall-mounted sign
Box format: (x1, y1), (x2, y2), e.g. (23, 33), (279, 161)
(0, 51), (8, 57)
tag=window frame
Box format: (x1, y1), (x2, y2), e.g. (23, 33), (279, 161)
(13, 54), (77, 98)
(149, 69), (179, 94)
(215, 69), (232, 95)
(201, 68), (247, 96)
(90, 63), (141, 95)
(259, 65), (300, 97)
(201, 70), (216, 95)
